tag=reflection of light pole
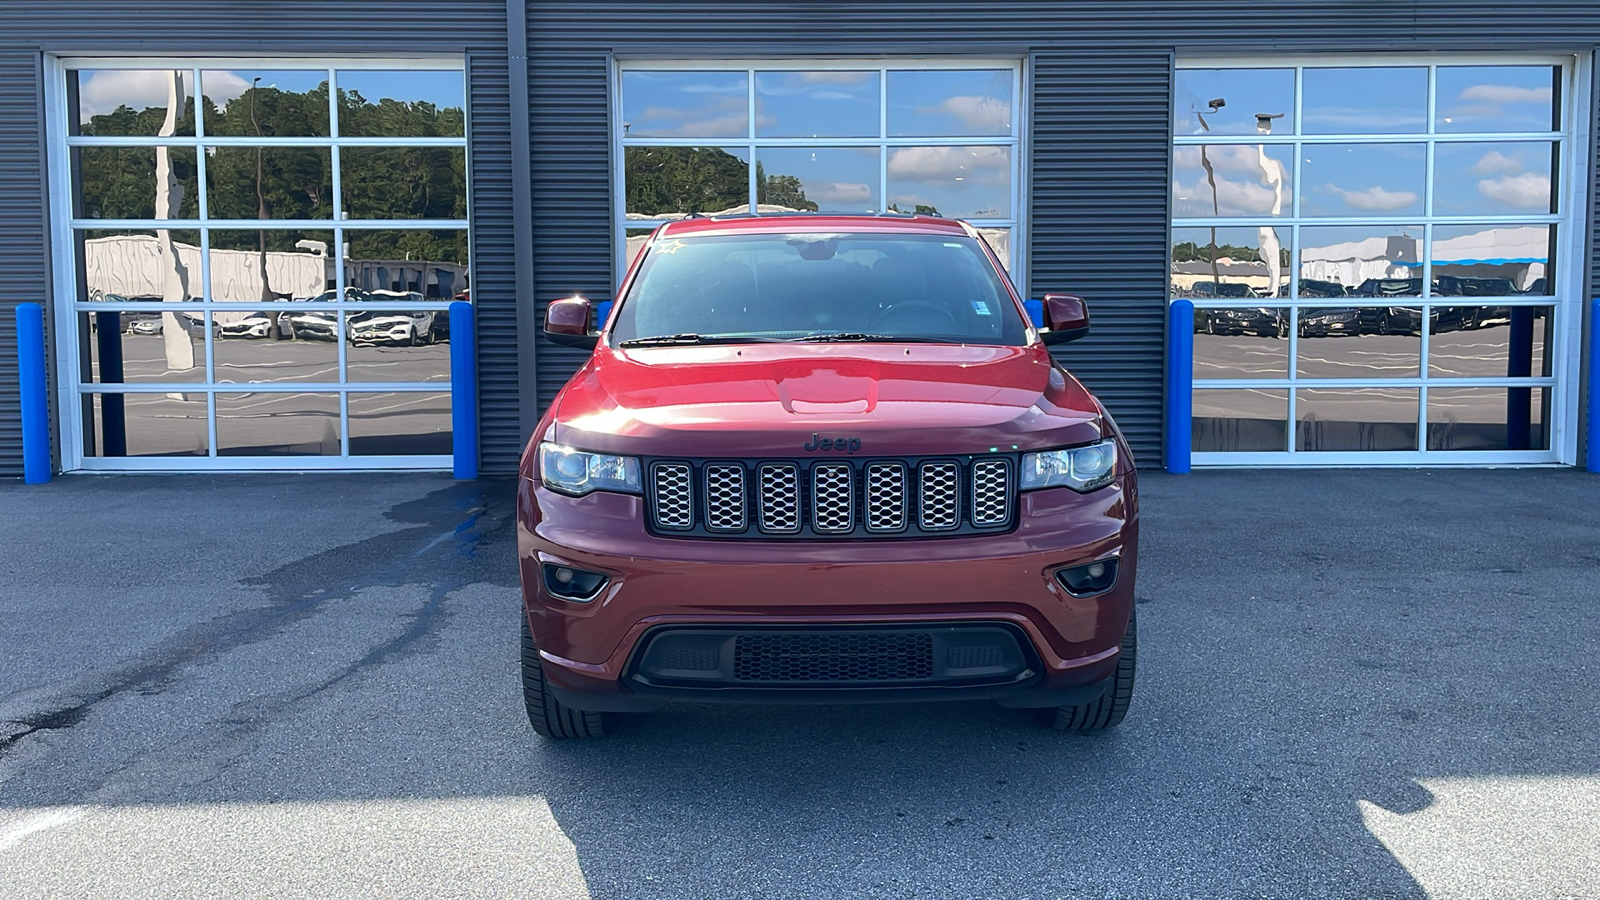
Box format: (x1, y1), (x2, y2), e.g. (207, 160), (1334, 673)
(249, 77), (273, 308)
(1196, 98), (1224, 292)
(1255, 112), (1286, 297)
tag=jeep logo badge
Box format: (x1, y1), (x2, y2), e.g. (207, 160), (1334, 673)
(802, 433), (862, 454)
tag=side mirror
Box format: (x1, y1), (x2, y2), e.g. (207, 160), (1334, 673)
(1040, 293), (1090, 344)
(545, 295), (597, 350)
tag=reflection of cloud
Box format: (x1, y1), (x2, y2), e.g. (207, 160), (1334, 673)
(887, 146), (1008, 182)
(1319, 183), (1418, 212)
(1172, 176), (1279, 216)
(803, 181), (874, 205)
(1477, 173), (1551, 209)
(1471, 151), (1523, 176)
(799, 71), (874, 85)
(1173, 145), (1287, 177)
(78, 70), (189, 121)
(1459, 84), (1553, 104)
(923, 95), (1011, 133)
(1302, 108), (1427, 131)
(202, 71), (254, 107)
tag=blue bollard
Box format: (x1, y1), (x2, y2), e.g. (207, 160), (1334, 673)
(1165, 300), (1194, 474)
(17, 303), (50, 483)
(449, 301), (478, 480)
(1589, 299), (1600, 473)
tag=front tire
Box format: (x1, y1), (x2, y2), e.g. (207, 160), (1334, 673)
(522, 614), (608, 738)
(1047, 608), (1136, 732)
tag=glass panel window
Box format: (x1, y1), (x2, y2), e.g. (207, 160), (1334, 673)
(1435, 66), (1560, 133)
(1433, 142), (1556, 216)
(208, 228), (334, 303)
(887, 145), (1010, 219)
(625, 146), (750, 218)
(755, 71), (879, 138)
(1300, 144), (1425, 218)
(1172, 144), (1292, 218)
(215, 392), (341, 456)
(887, 70), (1013, 137)
(74, 147), (199, 220)
(1193, 389), (1288, 451)
(620, 71), (750, 139)
(344, 230), (469, 299)
(336, 70), (465, 137)
(78, 229), (202, 302)
(1172, 225), (1289, 301)
(1427, 305), (1552, 378)
(341, 147), (467, 220)
(1302, 67), (1427, 134)
(81, 310), (206, 385)
(1173, 69), (1294, 137)
(1296, 388), (1420, 451)
(347, 309), (452, 383)
(71, 69), (195, 137)
(1194, 308), (1290, 379)
(204, 147), (332, 220)
(349, 392), (452, 455)
(1298, 225), (1423, 298)
(201, 69), (329, 137)
(755, 147), (880, 213)
(625, 228), (656, 270)
(1426, 387), (1549, 451)
(86, 392), (209, 457)
(1296, 307), (1420, 378)
(1432, 225), (1554, 295)
(214, 309), (338, 382)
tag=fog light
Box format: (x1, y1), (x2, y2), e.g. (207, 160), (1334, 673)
(541, 563), (609, 602)
(1056, 558), (1119, 597)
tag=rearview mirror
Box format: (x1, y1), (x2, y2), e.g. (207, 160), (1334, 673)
(1040, 294), (1090, 344)
(545, 295), (597, 350)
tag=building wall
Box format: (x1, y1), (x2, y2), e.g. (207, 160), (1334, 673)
(0, 1), (516, 476)
(527, 0), (1600, 464)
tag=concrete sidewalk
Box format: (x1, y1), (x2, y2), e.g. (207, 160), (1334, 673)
(1, 469), (1597, 898)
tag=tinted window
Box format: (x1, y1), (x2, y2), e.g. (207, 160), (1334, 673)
(610, 232), (1026, 345)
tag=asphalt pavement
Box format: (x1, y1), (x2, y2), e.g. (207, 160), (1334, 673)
(1, 468), (1597, 898)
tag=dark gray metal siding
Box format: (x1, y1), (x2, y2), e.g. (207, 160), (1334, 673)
(527, 0), (1600, 467)
(0, 2), (515, 475)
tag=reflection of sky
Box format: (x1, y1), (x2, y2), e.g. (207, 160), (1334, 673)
(77, 69), (189, 122)
(203, 69), (329, 108)
(1172, 144), (1292, 217)
(755, 71), (878, 138)
(336, 71), (464, 110)
(1174, 69), (1294, 136)
(887, 146), (1010, 218)
(886, 69), (1012, 137)
(1436, 66), (1558, 132)
(621, 71), (748, 138)
(1300, 144), (1425, 217)
(757, 147), (879, 211)
(1433, 142), (1554, 215)
(1302, 68), (1427, 134)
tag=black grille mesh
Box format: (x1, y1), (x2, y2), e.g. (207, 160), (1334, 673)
(733, 632), (935, 682)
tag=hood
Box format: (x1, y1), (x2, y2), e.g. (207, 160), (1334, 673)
(551, 343), (1104, 458)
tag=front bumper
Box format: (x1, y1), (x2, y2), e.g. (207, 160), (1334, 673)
(518, 476), (1137, 711)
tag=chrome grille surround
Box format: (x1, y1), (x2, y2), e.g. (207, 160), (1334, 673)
(757, 463), (801, 533)
(864, 462), (908, 532)
(650, 462), (693, 530)
(703, 463), (747, 532)
(970, 459), (1012, 527)
(917, 461), (961, 530)
(811, 463), (854, 533)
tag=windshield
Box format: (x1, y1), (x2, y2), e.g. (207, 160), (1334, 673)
(608, 232), (1028, 346)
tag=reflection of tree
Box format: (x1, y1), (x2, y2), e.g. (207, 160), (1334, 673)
(625, 146), (818, 215)
(888, 202), (943, 217)
(1173, 241), (1289, 267)
(77, 82), (466, 264)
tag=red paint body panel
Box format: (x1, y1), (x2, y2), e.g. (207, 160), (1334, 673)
(518, 214), (1139, 713)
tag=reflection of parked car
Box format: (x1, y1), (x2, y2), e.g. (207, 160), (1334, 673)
(348, 310), (439, 346)
(1298, 279), (1349, 298)
(220, 312), (276, 339)
(1299, 307), (1361, 337)
(1358, 306), (1423, 336)
(128, 314), (163, 335)
(1187, 281), (1257, 299)
(1354, 277), (1424, 298)
(1198, 307), (1287, 338)
(281, 310), (339, 341)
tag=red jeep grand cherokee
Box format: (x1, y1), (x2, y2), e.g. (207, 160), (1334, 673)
(517, 214), (1138, 738)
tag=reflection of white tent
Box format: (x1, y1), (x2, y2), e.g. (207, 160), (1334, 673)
(1299, 234), (1419, 287)
(1431, 226), (1548, 289)
(84, 234), (326, 303)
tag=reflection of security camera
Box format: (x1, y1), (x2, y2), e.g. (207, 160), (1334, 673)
(1255, 113), (1284, 124)
(1207, 98), (1226, 112)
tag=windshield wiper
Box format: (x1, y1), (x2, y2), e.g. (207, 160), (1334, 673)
(789, 332), (957, 344)
(617, 333), (785, 347)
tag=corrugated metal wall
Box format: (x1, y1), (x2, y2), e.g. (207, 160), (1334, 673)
(0, 1), (514, 476)
(527, 0), (1600, 466)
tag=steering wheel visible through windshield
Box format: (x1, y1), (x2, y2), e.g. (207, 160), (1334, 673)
(607, 231), (1028, 346)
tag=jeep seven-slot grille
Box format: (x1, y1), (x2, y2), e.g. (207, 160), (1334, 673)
(646, 456), (1014, 539)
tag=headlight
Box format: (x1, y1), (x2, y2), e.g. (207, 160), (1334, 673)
(1020, 440), (1118, 493)
(538, 442), (642, 496)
